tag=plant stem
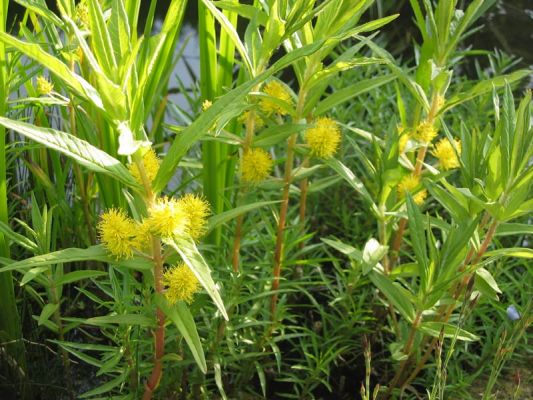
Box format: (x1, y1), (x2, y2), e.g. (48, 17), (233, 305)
(384, 311), (423, 399)
(142, 237), (165, 400)
(297, 157), (309, 250)
(270, 75), (309, 321)
(397, 219), (499, 389)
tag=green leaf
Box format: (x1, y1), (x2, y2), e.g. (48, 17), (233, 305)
(406, 195), (429, 292)
(443, 70), (530, 113)
(201, 0), (252, 74)
(38, 303), (59, 326)
(206, 200), (280, 235)
(325, 158), (377, 213)
(0, 245), (152, 273)
(369, 271), (415, 323)
(496, 223), (533, 237)
(0, 32), (104, 109)
(315, 74), (396, 115)
(156, 295), (207, 373)
(0, 221), (39, 252)
(54, 270), (107, 286)
(254, 123), (307, 147)
(79, 371), (128, 398)
(0, 117), (140, 189)
(166, 238), (228, 320)
(484, 248), (533, 259)
(321, 237), (362, 261)
(307, 58), (387, 90)
(418, 321), (479, 342)
(84, 314), (154, 327)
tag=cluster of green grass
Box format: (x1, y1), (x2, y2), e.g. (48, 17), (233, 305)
(0, 1), (531, 399)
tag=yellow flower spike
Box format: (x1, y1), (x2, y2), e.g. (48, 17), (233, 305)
(146, 197), (188, 238)
(413, 120), (438, 144)
(36, 76), (53, 96)
(177, 193), (210, 241)
(241, 148), (273, 183)
(163, 263), (200, 305)
(128, 148), (160, 186)
(97, 209), (138, 259)
(432, 138), (461, 170)
(238, 110), (265, 130)
(202, 100), (212, 111)
(397, 174), (427, 205)
(304, 117), (341, 158)
(259, 81), (293, 116)
(75, 1), (89, 28)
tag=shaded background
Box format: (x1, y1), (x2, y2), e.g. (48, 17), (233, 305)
(7, 0), (533, 93)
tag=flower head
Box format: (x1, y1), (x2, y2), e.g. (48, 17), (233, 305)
(128, 148), (160, 185)
(36, 76), (53, 95)
(146, 197), (188, 238)
(413, 121), (437, 144)
(97, 209), (138, 259)
(259, 81), (292, 116)
(133, 221), (152, 251)
(241, 148), (273, 183)
(163, 263), (200, 304)
(432, 138), (461, 170)
(75, 1), (89, 27)
(202, 100), (212, 111)
(238, 110), (264, 130)
(399, 132), (410, 153)
(397, 174), (427, 205)
(178, 193), (210, 241)
(305, 117), (341, 158)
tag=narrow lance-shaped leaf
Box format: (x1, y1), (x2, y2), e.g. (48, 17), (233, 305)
(0, 117), (140, 189)
(166, 238), (228, 320)
(0, 32), (104, 109)
(155, 295), (207, 373)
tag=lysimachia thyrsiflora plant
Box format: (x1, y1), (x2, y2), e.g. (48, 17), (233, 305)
(322, 0), (531, 397)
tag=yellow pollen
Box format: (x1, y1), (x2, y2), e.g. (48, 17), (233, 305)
(397, 174), (427, 205)
(177, 193), (210, 241)
(413, 121), (437, 144)
(305, 117), (341, 158)
(146, 197), (188, 238)
(259, 81), (292, 116)
(432, 138), (461, 170)
(128, 148), (160, 186)
(241, 148), (273, 183)
(97, 209), (138, 259)
(36, 76), (53, 95)
(163, 263), (200, 305)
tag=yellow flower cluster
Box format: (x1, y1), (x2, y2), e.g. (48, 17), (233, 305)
(238, 110), (264, 130)
(259, 81), (292, 116)
(145, 197), (188, 238)
(128, 148), (161, 185)
(305, 117), (341, 158)
(413, 121), (437, 144)
(36, 76), (53, 96)
(97, 209), (139, 259)
(177, 194), (210, 241)
(202, 100), (212, 111)
(75, 1), (89, 28)
(432, 138), (461, 170)
(163, 263), (200, 304)
(98, 194), (210, 260)
(241, 148), (273, 183)
(397, 174), (427, 205)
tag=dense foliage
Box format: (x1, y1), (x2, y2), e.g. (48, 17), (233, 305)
(0, 1), (531, 399)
